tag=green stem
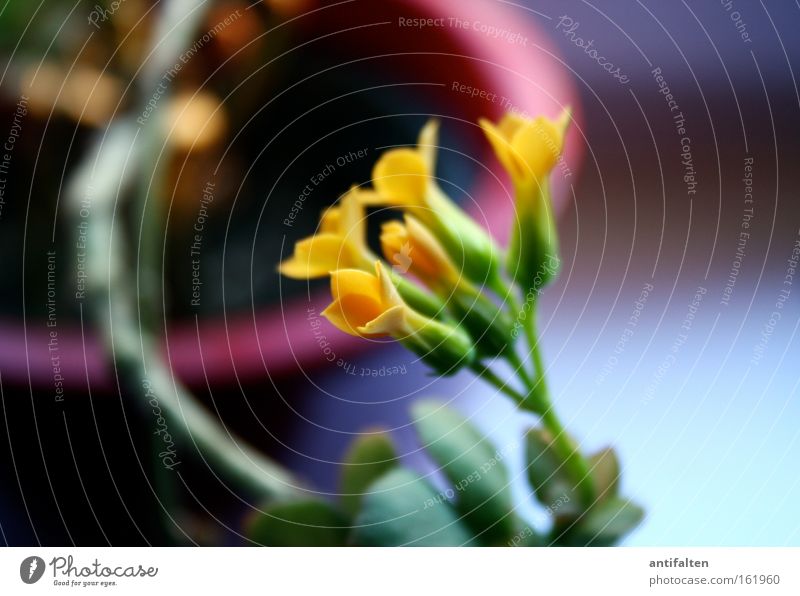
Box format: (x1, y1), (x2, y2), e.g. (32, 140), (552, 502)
(488, 270), (511, 301)
(523, 319), (540, 380)
(492, 272), (539, 383)
(66, 0), (306, 504)
(72, 126), (304, 501)
(525, 313), (595, 507)
(469, 362), (528, 407)
(527, 309), (548, 405)
(504, 349), (535, 394)
(134, 0), (303, 502)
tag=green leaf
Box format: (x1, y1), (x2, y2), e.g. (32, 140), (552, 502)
(411, 400), (515, 545)
(589, 447), (620, 501)
(351, 467), (475, 546)
(582, 498), (644, 545)
(247, 500), (349, 547)
(557, 498), (645, 547)
(525, 428), (582, 519)
(340, 430), (398, 518)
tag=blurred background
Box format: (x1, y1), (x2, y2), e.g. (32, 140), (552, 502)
(0, 0), (799, 546)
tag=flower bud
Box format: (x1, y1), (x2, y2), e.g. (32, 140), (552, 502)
(381, 215), (459, 290)
(447, 284), (515, 358)
(382, 215), (513, 357)
(399, 307), (476, 376)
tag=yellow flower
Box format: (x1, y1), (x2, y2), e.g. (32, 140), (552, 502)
(279, 187), (445, 318)
(322, 262), (406, 338)
(367, 120), (501, 285)
(478, 109), (570, 190)
(321, 262), (475, 373)
(479, 109), (570, 291)
(370, 119), (439, 207)
(380, 215), (460, 290)
(279, 187), (374, 279)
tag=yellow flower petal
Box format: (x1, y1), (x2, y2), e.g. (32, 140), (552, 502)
(479, 117), (524, 184)
(321, 300), (370, 336)
(558, 107), (572, 135)
(498, 111), (527, 140)
(319, 205), (341, 234)
(338, 187), (366, 249)
(352, 188), (386, 206)
(357, 304), (407, 336)
(277, 257), (318, 279)
(417, 118), (440, 174)
(510, 117), (564, 183)
(279, 233), (350, 279)
(330, 268), (382, 303)
(322, 293), (384, 335)
(372, 148), (428, 206)
(320, 299), (352, 335)
(342, 294), (386, 333)
(405, 214), (459, 282)
(380, 220), (409, 265)
(375, 260), (403, 306)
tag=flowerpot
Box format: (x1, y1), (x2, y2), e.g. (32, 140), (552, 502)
(0, 0), (579, 393)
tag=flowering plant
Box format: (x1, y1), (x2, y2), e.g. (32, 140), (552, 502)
(268, 112), (645, 546)
(58, 0), (641, 548)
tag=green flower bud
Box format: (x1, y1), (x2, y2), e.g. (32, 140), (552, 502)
(400, 308), (476, 376)
(448, 283), (515, 357)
